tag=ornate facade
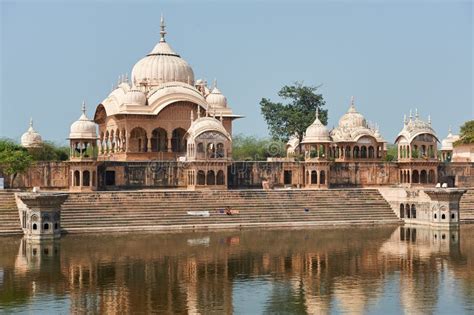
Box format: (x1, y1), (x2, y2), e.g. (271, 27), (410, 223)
(12, 17), (472, 191)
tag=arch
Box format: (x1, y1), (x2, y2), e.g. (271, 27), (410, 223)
(428, 170), (435, 184)
(412, 170), (419, 184)
(420, 170), (427, 184)
(345, 146), (351, 158)
(442, 214), (446, 220)
(74, 170), (80, 186)
(368, 146), (375, 158)
(207, 143), (216, 158)
(83, 170), (90, 186)
(406, 204), (410, 218)
(216, 170), (225, 185)
(216, 143), (225, 158)
(197, 170), (205, 185)
(44, 223), (49, 230)
(206, 170), (215, 185)
(361, 146), (367, 158)
(320, 170), (326, 185)
(311, 171), (318, 184)
(400, 204), (405, 218)
(353, 146), (360, 158)
(151, 128), (168, 152)
(130, 127), (148, 152)
(32, 223), (37, 230)
(411, 204), (416, 219)
(197, 142), (204, 153)
(172, 128), (187, 153)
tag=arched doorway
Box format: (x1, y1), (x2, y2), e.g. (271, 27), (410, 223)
(151, 128), (167, 152)
(420, 170), (427, 184)
(311, 171), (317, 184)
(74, 171), (80, 186)
(361, 146), (367, 158)
(172, 128), (186, 153)
(320, 171), (326, 185)
(83, 171), (90, 186)
(197, 171), (205, 185)
(400, 204), (405, 218)
(207, 170), (215, 185)
(130, 127), (147, 152)
(412, 170), (419, 184)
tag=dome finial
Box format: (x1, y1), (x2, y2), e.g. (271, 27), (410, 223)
(315, 107), (319, 120)
(351, 96), (355, 106)
(415, 108), (419, 118)
(213, 78), (217, 89)
(403, 114), (407, 125)
(160, 14), (167, 42)
(428, 114), (431, 125)
(82, 101), (86, 115)
(409, 109), (413, 121)
(29, 117), (33, 128)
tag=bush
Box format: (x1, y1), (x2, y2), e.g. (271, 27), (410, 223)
(232, 135), (285, 161)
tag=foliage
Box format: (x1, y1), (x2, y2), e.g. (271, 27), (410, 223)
(385, 144), (398, 162)
(28, 142), (69, 161)
(260, 82), (327, 145)
(232, 134), (285, 161)
(0, 139), (33, 186)
(454, 120), (474, 146)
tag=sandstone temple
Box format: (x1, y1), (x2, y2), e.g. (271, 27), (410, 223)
(12, 17), (474, 192)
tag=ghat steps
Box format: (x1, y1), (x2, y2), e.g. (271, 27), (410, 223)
(59, 189), (400, 233)
(460, 189), (474, 221)
(0, 191), (22, 235)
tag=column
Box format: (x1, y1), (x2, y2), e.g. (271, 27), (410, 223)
(167, 136), (172, 153)
(147, 137), (152, 153)
(79, 170), (83, 187)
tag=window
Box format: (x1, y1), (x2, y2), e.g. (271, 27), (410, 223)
(44, 223), (49, 230)
(442, 214), (446, 220)
(284, 170), (292, 185)
(33, 223), (37, 230)
(105, 171), (116, 186)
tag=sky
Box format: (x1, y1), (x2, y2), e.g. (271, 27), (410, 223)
(1, 0), (472, 145)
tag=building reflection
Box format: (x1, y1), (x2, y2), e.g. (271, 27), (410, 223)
(0, 226), (473, 313)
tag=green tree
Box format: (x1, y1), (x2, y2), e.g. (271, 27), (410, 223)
(385, 144), (398, 162)
(260, 82), (327, 147)
(232, 135), (285, 161)
(0, 139), (32, 187)
(454, 120), (474, 145)
(28, 142), (69, 161)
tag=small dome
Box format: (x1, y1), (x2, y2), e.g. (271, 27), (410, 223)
(123, 87), (147, 106)
(441, 128), (460, 151)
(21, 119), (43, 148)
(131, 16), (194, 87)
(186, 115), (230, 142)
(338, 97), (367, 129)
(69, 102), (98, 139)
(395, 109), (438, 144)
(206, 83), (227, 108)
(302, 109), (331, 143)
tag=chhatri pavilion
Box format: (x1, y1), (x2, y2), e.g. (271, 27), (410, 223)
(17, 17), (472, 191)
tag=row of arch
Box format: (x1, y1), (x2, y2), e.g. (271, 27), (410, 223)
(400, 204), (417, 219)
(400, 169), (436, 184)
(305, 144), (383, 159)
(305, 170), (326, 185)
(398, 144), (436, 159)
(99, 127), (187, 154)
(196, 170), (226, 186)
(72, 170), (96, 187)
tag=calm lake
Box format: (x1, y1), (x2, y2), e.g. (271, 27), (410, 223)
(0, 225), (473, 314)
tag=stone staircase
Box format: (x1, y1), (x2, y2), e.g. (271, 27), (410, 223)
(460, 189), (474, 221)
(0, 191), (22, 235)
(60, 189), (401, 233)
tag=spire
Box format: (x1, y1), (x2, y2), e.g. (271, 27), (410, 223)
(82, 101), (86, 115)
(348, 96), (356, 112)
(213, 78), (217, 89)
(29, 117), (33, 128)
(160, 14), (167, 42)
(403, 114), (407, 125)
(409, 109), (413, 121)
(415, 108), (419, 119)
(428, 114), (431, 125)
(448, 126), (452, 136)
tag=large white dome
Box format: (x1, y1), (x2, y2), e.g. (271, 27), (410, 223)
(131, 17), (194, 87)
(338, 98), (367, 129)
(21, 119), (43, 148)
(69, 102), (97, 140)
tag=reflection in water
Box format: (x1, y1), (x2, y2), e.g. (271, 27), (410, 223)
(0, 226), (473, 314)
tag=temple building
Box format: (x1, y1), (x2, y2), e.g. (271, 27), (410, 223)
(395, 110), (439, 186)
(9, 17), (472, 191)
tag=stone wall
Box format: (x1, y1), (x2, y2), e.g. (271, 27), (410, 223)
(0, 162), (69, 189)
(439, 162), (474, 187)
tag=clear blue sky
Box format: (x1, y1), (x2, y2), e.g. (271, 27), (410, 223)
(1, 0), (472, 145)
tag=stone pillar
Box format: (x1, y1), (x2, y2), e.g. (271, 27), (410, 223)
(16, 193), (68, 240)
(423, 188), (466, 227)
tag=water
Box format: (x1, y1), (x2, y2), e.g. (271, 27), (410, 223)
(0, 225), (473, 314)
